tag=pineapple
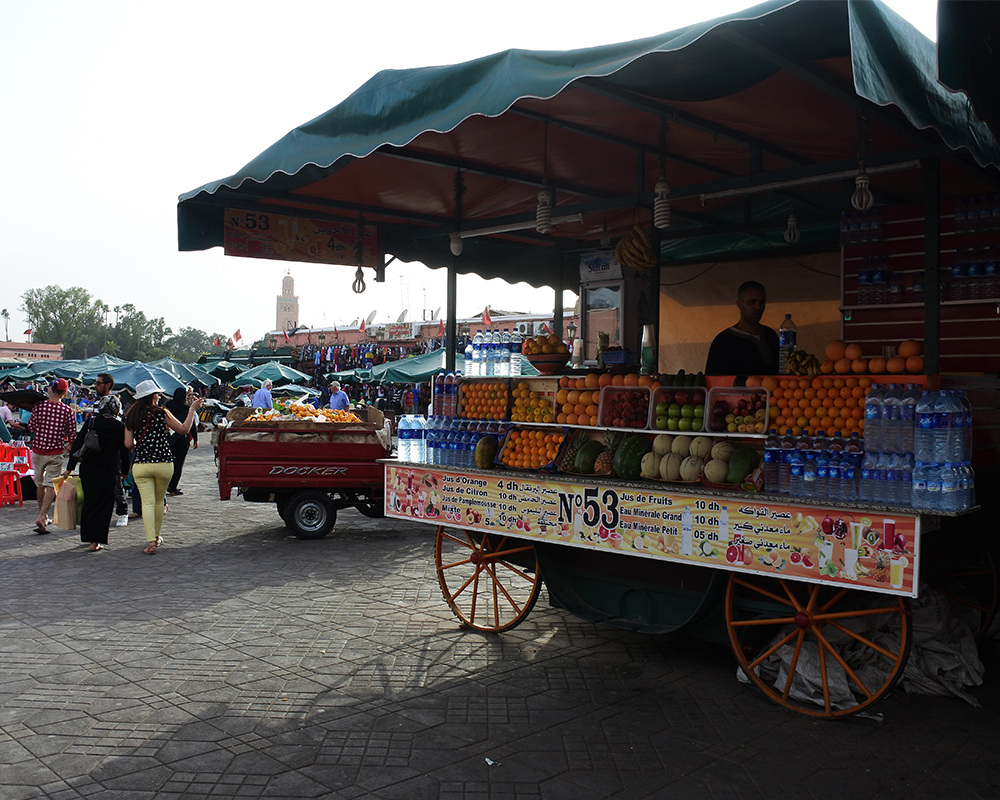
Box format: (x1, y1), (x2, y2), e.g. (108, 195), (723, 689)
(871, 550), (890, 583)
(594, 431), (624, 475)
(558, 431), (589, 474)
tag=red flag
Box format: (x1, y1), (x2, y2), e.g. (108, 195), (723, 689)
(227, 338), (234, 349)
(283, 329), (290, 343)
(334, 324), (339, 338)
(359, 319), (366, 334)
(482, 306), (492, 327)
(233, 329), (242, 343)
(23, 328), (32, 335)
(540, 322), (553, 335)
(437, 319), (445, 337)
(213, 337), (220, 346)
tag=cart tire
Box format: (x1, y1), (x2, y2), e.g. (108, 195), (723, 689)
(724, 574), (911, 719)
(435, 526), (541, 633)
(924, 546), (999, 641)
(285, 491), (336, 539)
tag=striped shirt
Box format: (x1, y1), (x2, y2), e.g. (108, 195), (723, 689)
(28, 399), (77, 455)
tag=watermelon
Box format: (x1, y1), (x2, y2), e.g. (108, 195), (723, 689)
(475, 435), (499, 469)
(726, 447), (761, 484)
(574, 439), (605, 474)
(613, 434), (652, 480)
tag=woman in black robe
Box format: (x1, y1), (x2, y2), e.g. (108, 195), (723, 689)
(165, 387), (198, 496)
(64, 412), (131, 550)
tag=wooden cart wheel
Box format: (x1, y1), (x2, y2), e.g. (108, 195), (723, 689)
(925, 547), (999, 641)
(725, 574), (911, 718)
(435, 526), (541, 633)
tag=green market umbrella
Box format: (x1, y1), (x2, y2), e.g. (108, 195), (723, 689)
(202, 360), (246, 381)
(146, 357), (220, 387)
(237, 361), (311, 387)
(104, 362), (188, 395)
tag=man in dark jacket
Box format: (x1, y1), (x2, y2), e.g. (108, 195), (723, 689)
(705, 281), (779, 376)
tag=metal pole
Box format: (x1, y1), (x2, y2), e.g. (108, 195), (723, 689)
(553, 245), (564, 339)
(446, 256), (457, 372)
(922, 158), (940, 376)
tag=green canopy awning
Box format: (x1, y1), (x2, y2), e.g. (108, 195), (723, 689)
(179, 0), (1000, 282)
(236, 361), (311, 387)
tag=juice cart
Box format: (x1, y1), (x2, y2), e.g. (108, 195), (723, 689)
(178, 2), (1000, 718)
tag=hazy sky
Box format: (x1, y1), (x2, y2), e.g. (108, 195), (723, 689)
(2, 0), (936, 344)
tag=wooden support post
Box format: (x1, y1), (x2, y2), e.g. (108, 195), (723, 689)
(922, 158), (941, 376)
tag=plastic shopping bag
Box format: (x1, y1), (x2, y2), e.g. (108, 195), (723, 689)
(53, 474), (79, 531)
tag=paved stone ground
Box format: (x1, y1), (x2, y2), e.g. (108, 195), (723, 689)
(2, 443), (999, 799)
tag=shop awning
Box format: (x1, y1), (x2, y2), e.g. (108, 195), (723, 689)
(179, 0), (1000, 283)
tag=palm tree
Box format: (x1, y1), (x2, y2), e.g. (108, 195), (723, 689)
(1, 308), (8, 341)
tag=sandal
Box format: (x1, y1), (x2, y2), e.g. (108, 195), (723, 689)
(142, 543), (157, 555)
(89, 543), (105, 552)
(128, 512), (141, 519)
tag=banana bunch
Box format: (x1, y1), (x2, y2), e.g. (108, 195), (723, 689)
(614, 225), (656, 270)
(785, 349), (822, 377)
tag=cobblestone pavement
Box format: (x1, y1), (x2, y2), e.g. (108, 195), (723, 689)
(2, 443), (999, 799)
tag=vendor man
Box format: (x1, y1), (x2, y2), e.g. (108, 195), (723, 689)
(705, 280), (779, 375)
(328, 381), (350, 411)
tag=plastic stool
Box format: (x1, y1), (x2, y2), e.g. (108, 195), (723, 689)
(0, 468), (23, 507)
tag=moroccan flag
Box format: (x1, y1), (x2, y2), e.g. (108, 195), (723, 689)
(283, 329), (290, 343)
(214, 337), (220, 346)
(334, 324), (338, 338)
(23, 328), (32, 335)
(540, 322), (553, 335)
(482, 306), (491, 327)
(437, 319), (445, 336)
(359, 319), (366, 334)
(233, 329), (242, 343)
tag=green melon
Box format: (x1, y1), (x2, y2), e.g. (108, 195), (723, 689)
(613, 434), (652, 480)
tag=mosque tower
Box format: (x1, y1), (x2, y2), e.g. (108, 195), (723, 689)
(276, 270), (299, 332)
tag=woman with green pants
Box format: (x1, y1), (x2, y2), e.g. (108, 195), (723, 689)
(124, 380), (203, 554)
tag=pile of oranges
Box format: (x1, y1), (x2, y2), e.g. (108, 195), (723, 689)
(459, 382), (508, 420)
(819, 339), (924, 375)
(499, 427), (565, 470)
(765, 375), (872, 438)
(511, 382), (555, 424)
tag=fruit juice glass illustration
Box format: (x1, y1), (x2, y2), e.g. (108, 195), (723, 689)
(843, 548), (859, 580)
(890, 557), (905, 589)
(817, 539), (834, 572)
(417, 491), (427, 517)
(389, 466), (399, 491)
(849, 522), (864, 551)
(882, 519), (896, 550)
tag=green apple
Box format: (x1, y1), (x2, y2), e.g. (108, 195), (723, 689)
(681, 404), (694, 418)
(678, 417), (693, 431)
(655, 401), (669, 415)
(656, 415), (669, 430)
(667, 417), (680, 431)
(668, 403), (682, 417)
(693, 404), (704, 418)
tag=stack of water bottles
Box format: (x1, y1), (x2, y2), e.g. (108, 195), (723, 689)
(764, 428), (863, 502)
(910, 389), (976, 511)
(465, 329), (522, 377)
(856, 383), (918, 506)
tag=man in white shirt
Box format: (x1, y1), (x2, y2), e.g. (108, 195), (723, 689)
(251, 380), (274, 409)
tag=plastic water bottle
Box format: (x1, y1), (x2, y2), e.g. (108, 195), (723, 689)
(464, 339), (474, 374)
(397, 415), (412, 461)
(881, 384), (901, 454)
(779, 430), (796, 494)
(857, 261), (872, 305)
(788, 449), (805, 496)
(840, 451), (857, 502)
(681, 507), (693, 556)
(968, 247), (985, 299)
(433, 371), (446, 417)
(498, 329), (511, 377)
(925, 463), (943, 510)
(411, 416), (426, 463)
(509, 328), (522, 376)
(963, 462), (976, 508)
(471, 330), (483, 376)
(763, 428), (781, 492)
(873, 452), (891, 503)
(897, 454), (913, 506)
(863, 383), (884, 454)
(860, 451), (878, 501)
(954, 390), (972, 463)
(812, 429), (829, 455)
(814, 450), (830, 500)
(482, 331), (494, 376)
(941, 463), (962, 512)
(984, 245), (999, 298)
(443, 371), (457, 418)
(778, 314), (797, 374)
(795, 432), (813, 457)
(827, 452), (842, 502)
(950, 248), (968, 301)
(914, 391), (936, 462)
(899, 384), (919, 454)
(887, 453), (905, 504)
(802, 454), (817, 498)
(911, 461), (928, 508)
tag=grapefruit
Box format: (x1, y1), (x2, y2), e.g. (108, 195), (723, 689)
(746, 375), (762, 387)
(898, 339), (922, 358)
(761, 376), (779, 392)
(825, 339), (847, 361)
(834, 357), (852, 374)
(820, 359), (834, 374)
(886, 356), (906, 374)
(851, 357), (869, 374)
(844, 343), (863, 360)
(868, 357), (886, 374)
(905, 355), (924, 373)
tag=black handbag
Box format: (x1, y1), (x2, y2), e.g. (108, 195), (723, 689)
(72, 417), (102, 462)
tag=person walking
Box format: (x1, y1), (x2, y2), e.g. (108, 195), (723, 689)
(124, 380), (202, 555)
(165, 386), (198, 497)
(89, 372), (131, 527)
(62, 382), (131, 551)
(28, 378), (78, 534)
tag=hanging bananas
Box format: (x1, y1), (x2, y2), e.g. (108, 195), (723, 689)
(614, 225), (657, 270)
(785, 349), (823, 377)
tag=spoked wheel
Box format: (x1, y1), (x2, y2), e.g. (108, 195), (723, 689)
(435, 526), (541, 633)
(725, 574), (911, 718)
(925, 547), (999, 641)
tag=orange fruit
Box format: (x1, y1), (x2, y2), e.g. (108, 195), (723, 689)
(761, 376), (779, 392)
(623, 373), (639, 386)
(585, 373), (600, 389)
(858, 377), (873, 388)
(825, 340), (848, 361)
(637, 375), (653, 387)
(834, 357), (852, 374)
(905, 355), (924, 373)
(886, 356), (906, 374)
(898, 339), (922, 359)
(851, 358), (868, 374)
(820, 359), (834, 374)
(559, 376), (570, 388)
(598, 372), (614, 387)
(844, 343), (863, 360)
(868, 356), (886, 374)
(745, 375), (762, 387)
(612, 375), (625, 386)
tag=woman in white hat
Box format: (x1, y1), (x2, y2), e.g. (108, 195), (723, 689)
(124, 379), (203, 554)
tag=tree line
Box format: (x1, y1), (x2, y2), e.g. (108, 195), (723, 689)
(16, 286), (229, 362)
